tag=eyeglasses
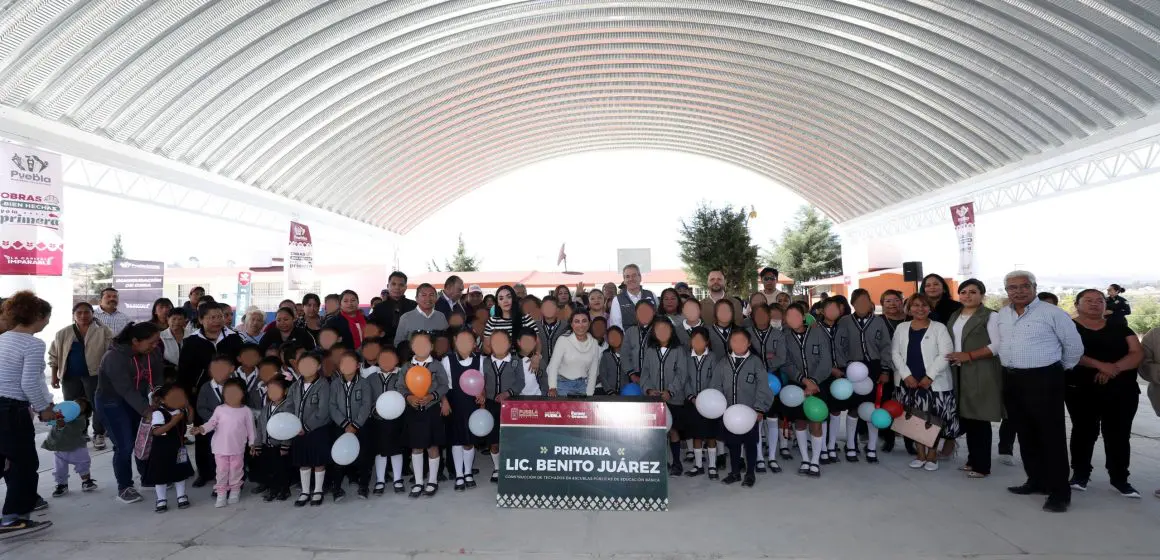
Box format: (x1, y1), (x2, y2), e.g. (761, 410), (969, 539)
(761, 276), (775, 281)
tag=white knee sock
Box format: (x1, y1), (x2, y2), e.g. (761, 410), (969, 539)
(390, 454), (403, 482)
(795, 429), (809, 459)
(685, 439), (693, 453)
(828, 416), (841, 448)
(765, 419), (779, 460)
(299, 470), (311, 493)
(375, 456), (387, 483)
(155, 484), (167, 501)
(464, 448), (475, 476)
(846, 416), (859, 449)
(811, 435), (825, 464)
(707, 446), (718, 468)
(427, 457), (440, 484)
(312, 470), (325, 494)
(174, 481), (186, 497)
(491, 452), (499, 469)
(452, 446), (465, 477)
(867, 426), (879, 451)
(410, 453), (424, 484)
(717, 441), (725, 455)
(693, 448), (703, 468)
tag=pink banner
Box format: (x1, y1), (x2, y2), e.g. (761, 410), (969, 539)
(285, 221), (313, 292)
(1, 143), (63, 276)
(951, 202), (975, 277)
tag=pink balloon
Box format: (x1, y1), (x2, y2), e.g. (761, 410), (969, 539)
(460, 369), (484, 397)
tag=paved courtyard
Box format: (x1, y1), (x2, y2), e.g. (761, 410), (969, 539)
(3, 392), (1159, 560)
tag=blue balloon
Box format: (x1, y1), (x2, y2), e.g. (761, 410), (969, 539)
(54, 401), (80, 423)
(779, 385), (805, 408)
(621, 383), (643, 396)
(829, 378), (854, 401)
(870, 408), (893, 430)
(766, 373), (782, 395)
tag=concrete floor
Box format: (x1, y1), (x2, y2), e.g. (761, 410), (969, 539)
(3, 393), (1160, 560)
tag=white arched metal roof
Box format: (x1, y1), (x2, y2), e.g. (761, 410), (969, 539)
(2, 1), (1158, 233)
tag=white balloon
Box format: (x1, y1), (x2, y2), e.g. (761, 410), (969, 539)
(469, 408), (495, 437)
(857, 402), (877, 422)
(375, 391), (406, 420)
(846, 362), (870, 383)
(852, 377), (875, 396)
(723, 404), (758, 435)
(779, 385), (805, 408)
(331, 432), (360, 466)
(695, 389), (727, 419)
(266, 412), (302, 441)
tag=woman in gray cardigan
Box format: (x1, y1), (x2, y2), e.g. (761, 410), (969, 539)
(945, 279), (1002, 478)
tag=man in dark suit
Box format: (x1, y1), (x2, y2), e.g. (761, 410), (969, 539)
(434, 274), (467, 320)
(369, 271), (416, 345)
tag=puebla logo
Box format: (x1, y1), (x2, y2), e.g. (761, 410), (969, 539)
(9, 153), (52, 184)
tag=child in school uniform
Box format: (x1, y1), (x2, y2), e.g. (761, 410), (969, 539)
(45, 397), (97, 497)
(281, 343), (304, 383)
(709, 329), (774, 487)
(481, 329), (524, 483)
(250, 357), (282, 410)
(639, 318), (687, 476)
(708, 299), (736, 358)
(194, 356), (234, 492)
(360, 337), (383, 378)
(144, 384), (195, 512)
(814, 299), (846, 464)
(191, 378), (256, 508)
(622, 301), (656, 381)
(598, 326), (631, 395)
(398, 330), (450, 498)
(836, 289), (894, 463)
(674, 298), (705, 347)
(318, 327), (340, 352)
(234, 343), (262, 397)
(748, 303), (785, 473)
(780, 303), (833, 477)
(516, 331), (547, 396)
(441, 328), (482, 492)
(682, 326), (719, 479)
(329, 350), (374, 499)
(288, 352), (332, 507)
(368, 345), (405, 494)
(253, 377), (294, 501)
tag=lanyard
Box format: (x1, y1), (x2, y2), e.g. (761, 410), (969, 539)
(133, 355), (152, 391)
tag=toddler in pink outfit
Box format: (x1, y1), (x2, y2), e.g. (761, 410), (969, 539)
(193, 378), (255, 507)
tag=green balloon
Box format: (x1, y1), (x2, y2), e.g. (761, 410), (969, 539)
(803, 396), (829, 422)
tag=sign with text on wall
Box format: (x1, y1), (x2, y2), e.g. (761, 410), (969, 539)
(0, 141), (63, 276)
(285, 221), (313, 293)
(497, 398), (669, 511)
(112, 260), (164, 323)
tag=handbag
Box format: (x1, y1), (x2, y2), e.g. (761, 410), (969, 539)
(132, 417), (154, 460)
(891, 407), (944, 448)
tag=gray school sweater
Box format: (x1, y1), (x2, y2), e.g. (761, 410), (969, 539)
(747, 326), (784, 372)
(254, 398), (296, 447)
(482, 356), (524, 399)
(682, 350), (718, 401)
(196, 380), (226, 423)
(598, 349), (631, 394)
(835, 314), (894, 370)
(781, 326), (834, 384)
(393, 309), (450, 346)
(639, 346), (687, 401)
(329, 375), (373, 430)
(397, 358), (450, 410)
(709, 353), (773, 411)
(622, 324), (651, 374)
(368, 368), (402, 419)
(288, 377), (332, 432)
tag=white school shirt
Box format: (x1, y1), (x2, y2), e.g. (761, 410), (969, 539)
(234, 367), (259, 393)
(519, 355), (541, 396)
(360, 364), (380, 379)
(608, 289), (645, 330)
(951, 312), (1001, 354)
(440, 355), (475, 389)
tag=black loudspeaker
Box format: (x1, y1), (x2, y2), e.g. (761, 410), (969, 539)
(902, 261), (923, 282)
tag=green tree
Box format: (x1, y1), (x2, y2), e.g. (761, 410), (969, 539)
(1127, 297), (1160, 335)
(89, 233), (124, 293)
(762, 206), (842, 292)
(428, 234), (482, 272)
(678, 203), (759, 295)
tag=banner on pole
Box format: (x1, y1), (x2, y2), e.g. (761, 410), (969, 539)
(285, 221), (313, 292)
(236, 271), (252, 314)
(951, 202), (976, 278)
(0, 142), (63, 275)
(497, 398), (669, 511)
(112, 260), (164, 322)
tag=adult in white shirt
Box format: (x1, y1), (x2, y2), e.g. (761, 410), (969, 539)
(944, 279), (1002, 477)
(758, 267), (784, 302)
(547, 311), (601, 397)
(890, 293), (954, 471)
(608, 264), (657, 330)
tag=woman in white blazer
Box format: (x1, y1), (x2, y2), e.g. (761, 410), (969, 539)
(891, 293), (957, 471)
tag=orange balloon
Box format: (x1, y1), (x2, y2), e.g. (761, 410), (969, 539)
(406, 365), (432, 396)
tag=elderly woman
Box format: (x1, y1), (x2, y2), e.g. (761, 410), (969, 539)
(238, 307), (266, 345)
(944, 279), (1001, 477)
(1067, 289), (1143, 498)
(49, 302), (114, 451)
(891, 294), (955, 471)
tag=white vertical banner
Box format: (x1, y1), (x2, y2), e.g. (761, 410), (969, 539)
(950, 202), (976, 278)
(286, 221), (313, 293)
(0, 142), (63, 276)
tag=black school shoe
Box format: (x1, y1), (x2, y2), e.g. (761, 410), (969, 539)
(767, 460), (781, 474)
(1042, 496), (1069, 513)
(865, 450), (879, 464)
(409, 484), (423, 499)
(684, 466), (705, 477)
(177, 495), (191, 509)
(294, 493), (309, 507)
(668, 463), (683, 477)
(707, 467), (719, 480)
(490, 471), (499, 483)
(393, 480), (406, 493)
(721, 472), (741, 485)
(755, 460), (766, 473)
(779, 447), (793, 460)
(332, 487), (346, 503)
(464, 475), (477, 489)
(192, 477), (208, 488)
(373, 482), (385, 496)
(357, 486), (369, 500)
(154, 499), (167, 513)
(454, 477), (466, 492)
(423, 483), (439, 497)
(310, 492), (324, 506)
(845, 447), (859, 463)
(684, 450), (695, 463)
(741, 474), (755, 488)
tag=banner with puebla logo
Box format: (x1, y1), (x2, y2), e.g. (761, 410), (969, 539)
(497, 398), (669, 511)
(112, 259), (164, 322)
(950, 202), (976, 278)
(0, 142), (63, 275)
(285, 221), (313, 293)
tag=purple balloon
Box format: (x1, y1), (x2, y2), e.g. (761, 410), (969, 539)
(460, 369), (485, 397)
